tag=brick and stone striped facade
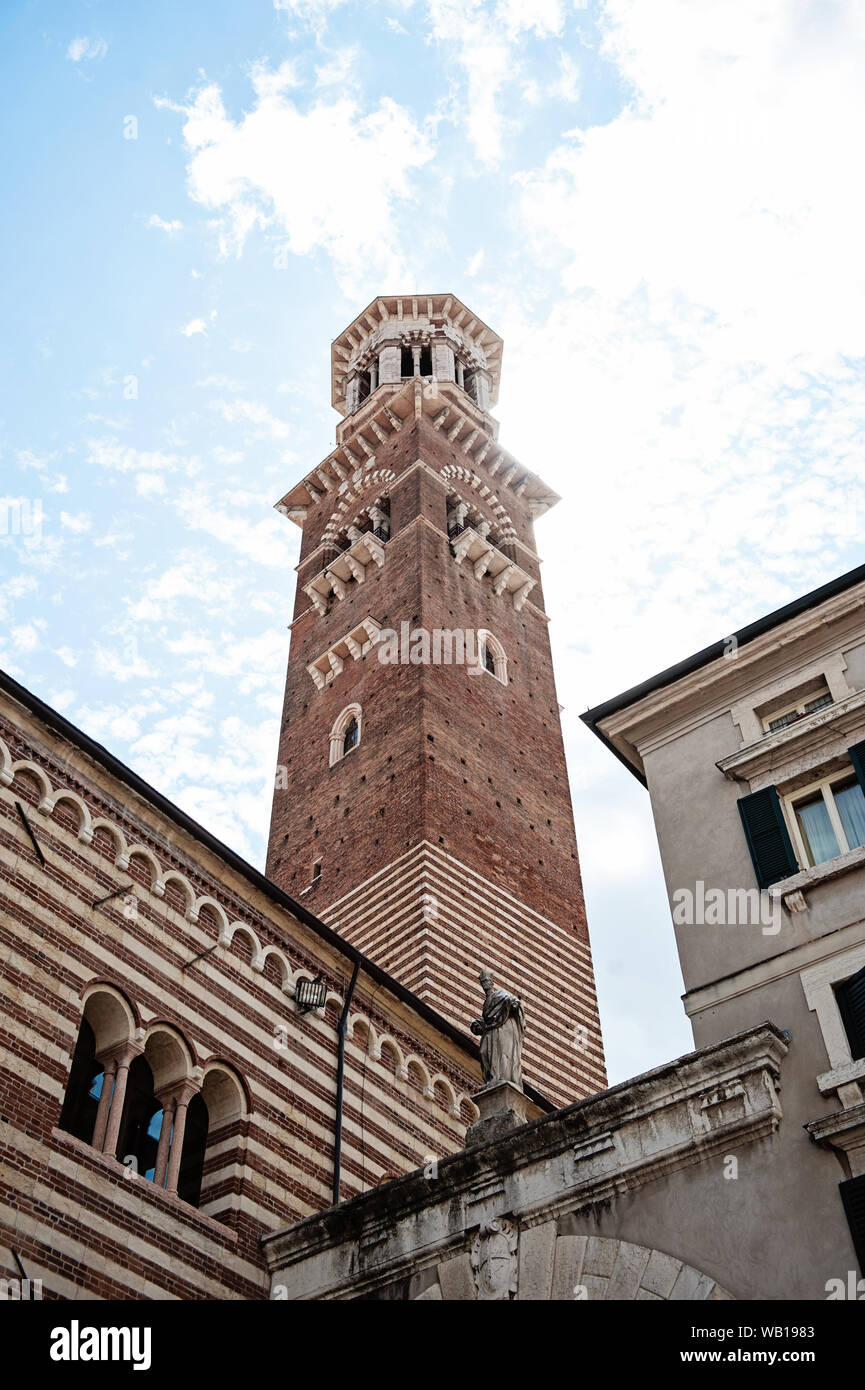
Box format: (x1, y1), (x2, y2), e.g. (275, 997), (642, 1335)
(0, 674), (488, 1301)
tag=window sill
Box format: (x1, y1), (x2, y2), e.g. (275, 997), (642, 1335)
(50, 1127), (238, 1240)
(769, 842), (865, 912)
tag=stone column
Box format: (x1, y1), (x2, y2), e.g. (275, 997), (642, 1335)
(369, 361), (378, 391)
(164, 1083), (197, 1195)
(378, 344), (401, 384)
(102, 1045), (140, 1158)
(412, 346), (421, 376)
(91, 1056), (117, 1152)
(153, 1096), (176, 1188)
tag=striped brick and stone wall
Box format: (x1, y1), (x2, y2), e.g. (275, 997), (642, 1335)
(0, 676), (483, 1300)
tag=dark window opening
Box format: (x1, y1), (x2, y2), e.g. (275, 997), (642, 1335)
(400, 346), (414, 377)
(484, 643), (496, 675)
(419, 344), (432, 375)
(464, 370), (478, 401)
(312, 859), (322, 881)
(117, 1055), (161, 1182)
(343, 717), (359, 756)
(176, 1094), (209, 1208)
(59, 1018), (105, 1144)
(357, 370), (371, 404)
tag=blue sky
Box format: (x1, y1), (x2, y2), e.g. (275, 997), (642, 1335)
(2, 0), (865, 1085)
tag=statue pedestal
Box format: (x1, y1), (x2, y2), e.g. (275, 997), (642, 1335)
(465, 1080), (541, 1147)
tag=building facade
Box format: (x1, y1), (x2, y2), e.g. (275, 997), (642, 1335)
(266, 294), (605, 1108)
(0, 670), (502, 1300)
(265, 564), (865, 1300)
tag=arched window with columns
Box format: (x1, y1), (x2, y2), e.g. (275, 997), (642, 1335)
(330, 703), (362, 766)
(478, 630), (508, 685)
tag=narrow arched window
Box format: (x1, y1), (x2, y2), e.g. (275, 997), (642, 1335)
(118, 1055), (161, 1181)
(58, 1018), (105, 1144)
(177, 1094), (209, 1207)
(330, 704), (362, 766)
(478, 631), (507, 685)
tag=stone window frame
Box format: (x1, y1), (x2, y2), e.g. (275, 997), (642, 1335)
(730, 652), (852, 748)
(800, 942), (865, 1107)
(329, 703), (362, 767)
(781, 764), (865, 872)
(478, 630), (508, 686)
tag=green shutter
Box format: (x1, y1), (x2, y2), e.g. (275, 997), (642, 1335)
(839, 1173), (865, 1276)
(737, 786), (798, 889)
(836, 964), (865, 1062)
(849, 739), (865, 790)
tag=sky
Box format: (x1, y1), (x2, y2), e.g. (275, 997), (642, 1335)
(2, 0), (865, 1086)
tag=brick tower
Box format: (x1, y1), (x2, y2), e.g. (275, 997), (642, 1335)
(267, 295), (605, 1106)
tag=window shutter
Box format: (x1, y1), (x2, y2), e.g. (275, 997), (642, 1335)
(839, 1174), (865, 1276)
(849, 739), (865, 791)
(836, 964), (865, 1062)
(737, 786), (798, 889)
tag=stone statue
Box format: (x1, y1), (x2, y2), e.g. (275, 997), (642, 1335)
(470, 969), (526, 1089)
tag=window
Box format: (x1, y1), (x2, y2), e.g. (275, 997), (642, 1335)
(311, 859), (322, 882)
(58, 1018), (105, 1144)
(330, 704), (362, 766)
(762, 684), (833, 735)
(786, 772), (865, 868)
(400, 345), (413, 378)
(478, 631), (507, 685)
(419, 344), (432, 376)
(835, 965), (865, 1061)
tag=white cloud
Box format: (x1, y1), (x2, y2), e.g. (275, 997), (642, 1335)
(213, 397), (291, 440)
(149, 214), (183, 235)
(66, 37), (108, 63)
(55, 646), (79, 667)
(180, 318), (208, 337)
(60, 511), (92, 533)
(158, 70), (431, 292)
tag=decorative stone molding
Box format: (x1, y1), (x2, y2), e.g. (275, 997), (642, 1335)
(718, 687), (865, 788)
(303, 532), (386, 615)
(307, 618), (383, 689)
(449, 525), (535, 611)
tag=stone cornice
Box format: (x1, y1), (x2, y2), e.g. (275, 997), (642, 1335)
(716, 688), (865, 785)
(593, 585), (865, 781)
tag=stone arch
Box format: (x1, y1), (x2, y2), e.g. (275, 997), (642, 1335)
(143, 1023), (195, 1091)
(81, 982), (137, 1054)
(349, 1015), (377, 1057)
(0, 737), (13, 787)
(405, 1056), (433, 1097)
(378, 1036), (404, 1077)
(156, 870), (196, 917)
(11, 759), (53, 810)
(226, 922), (261, 967)
(192, 895), (229, 933)
(90, 818), (129, 866)
(329, 703), (362, 767)
(440, 464), (517, 542)
(260, 947), (291, 989)
(477, 629), (508, 685)
(415, 1235), (736, 1301)
(47, 788), (93, 843)
(431, 1075), (458, 1116)
(322, 467), (396, 545)
(126, 844), (163, 893)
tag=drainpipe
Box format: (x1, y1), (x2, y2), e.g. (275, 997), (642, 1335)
(332, 959), (360, 1207)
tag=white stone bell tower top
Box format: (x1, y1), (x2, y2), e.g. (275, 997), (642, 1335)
(331, 293), (504, 417)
